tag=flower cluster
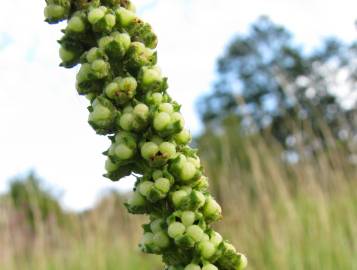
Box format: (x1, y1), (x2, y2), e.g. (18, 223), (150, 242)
(44, 1), (247, 269)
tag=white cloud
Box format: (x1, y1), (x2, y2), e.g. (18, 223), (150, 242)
(0, 0), (356, 210)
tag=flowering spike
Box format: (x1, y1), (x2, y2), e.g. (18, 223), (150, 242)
(44, 1), (247, 269)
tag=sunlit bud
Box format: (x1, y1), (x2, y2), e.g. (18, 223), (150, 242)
(116, 7), (136, 27)
(134, 103), (149, 120)
(91, 59), (109, 78)
(202, 264), (218, 270)
(59, 47), (75, 63)
(127, 191), (146, 207)
(142, 232), (154, 246)
(88, 97), (117, 134)
(153, 231), (170, 248)
(180, 162), (197, 182)
(186, 225), (204, 242)
(174, 129), (192, 145)
(171, 190), (188, 208)
(105, 158), (119, 173)
(203, 197), (222, 221)
(154, 112), (171, 131)
(181, 211), (195, 227)
(171, 112), (185, 128)
(119, 113), (135, 131)
(114, 143), (134, 160)
(88, 8), (105, 24)
(191, 191), (206, 209)
(141, 142), (159, 160)
(198, 241), (216, 259)
(138, 181), (154, 197)
(159, 142), (176, 159)
(104, 14), (116, 28)
(126, 42), (157, 71)
(238, 253), (248, 269)
(184, 264), (201, 270)
(154, 178), (171, 194)
(210, 232), (223, 247)
(159, 103), (174, 113)
(150, 219), (164, 233)
(44, 5), (66, 23)
(67, 16), (85, 33)
(168, 222), (185, 238)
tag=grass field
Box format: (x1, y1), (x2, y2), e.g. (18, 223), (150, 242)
(1, 126), (356, 270)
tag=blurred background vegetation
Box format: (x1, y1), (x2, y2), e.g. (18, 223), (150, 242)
(1, 17), (356, 270)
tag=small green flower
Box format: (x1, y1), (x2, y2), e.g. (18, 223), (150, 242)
(184, 264), (201, 270)
(168, 222), (186, 238)
(115, 7), (136, 27)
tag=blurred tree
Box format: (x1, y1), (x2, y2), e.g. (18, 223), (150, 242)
(197, 16), (357, 153)
(9, 172), (64, 230)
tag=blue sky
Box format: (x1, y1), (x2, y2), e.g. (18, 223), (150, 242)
(1, 0), (356, 210)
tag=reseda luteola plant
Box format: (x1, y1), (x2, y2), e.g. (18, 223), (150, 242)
(44, 1), (247, 269)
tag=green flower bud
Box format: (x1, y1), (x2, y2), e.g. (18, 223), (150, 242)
(119, 76), (137, 93)
(159, 142), (176, 159)
(105, 158), (119, 173)
(59, 47), (75, 63)
(159, 103), (174, 113)
(67, 16), (85, 33)
(105, 81), (120, 99)
(198, 241), (216, 259)
(153, 231), (170, 248)
(114, 143), (134, 160)
(191, 191), (206, 209)
(86, 48), (101, 63)
(91, 59), (109, 78)
(154, 178), (171, 194)
(191, 176), (209, 191)
(146, 92), (164, 105)
(174, 129), (192, 145)
(180, 162), (197, 182)
(116, 7), (136, 27)
(171, 190), (189, 208)
(210, 232), (223, 247)
(186, 225), (204, 242)
(184, 264), (201, 270)
(104, 14), (116, 29)
(128, 191), (146, 207)
(201, 264), (218, 270)
(138, 181), (154, 197)
(142, 232), (154, 246)
(181, 211), (195, 227)
(141, 142), (159, 160)
(168, 222), (186, 238)
(126, 42), (157, 71)
(150, 218), (164, 233)
(88, 8), (105, 24)
(154, 112), (171, 131)
(88, 97), (117, 134)
(119, 113), (135, 131)
(203, 197), (222, 222)
(152, 170), (163, 180)
(171, 112), (185, 129)
(134, 103), (149, 120)
(139, 66), (167, 92)
(99, 31), (131, 58)
(44, 5), (66, 23)
(238, 253), (248, 269)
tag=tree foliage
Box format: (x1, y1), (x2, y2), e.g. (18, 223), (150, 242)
(197, 16), (357, 152)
